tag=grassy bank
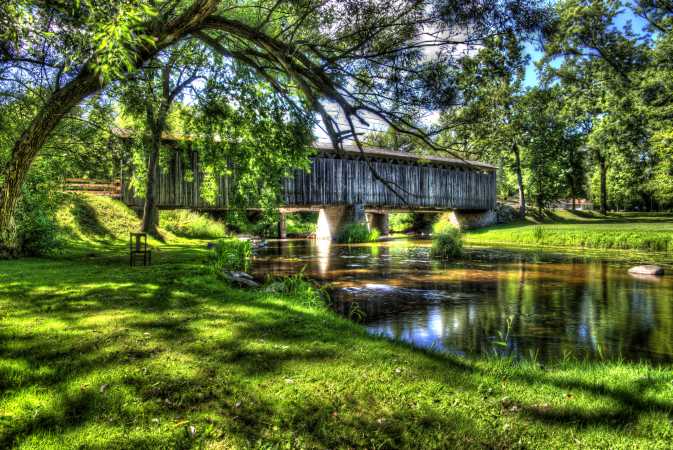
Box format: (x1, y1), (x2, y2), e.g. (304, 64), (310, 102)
(1, 244), (673, 448)
(464, 210), (673, 253)
(52, 194), (226, 255)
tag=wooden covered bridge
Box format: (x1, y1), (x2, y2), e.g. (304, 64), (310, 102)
(121, 143), (497, 239)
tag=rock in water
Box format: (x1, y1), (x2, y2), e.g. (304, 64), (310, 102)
(628, 265), (664, 276)
(222, 271), (260, 287)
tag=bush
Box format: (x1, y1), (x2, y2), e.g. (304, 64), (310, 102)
(161, 210), (226, 239)
(208, 238), (252, 272)
(15, 173), (63, 256)
(431, 227), (463, 259)
(336, 223), (380, 244)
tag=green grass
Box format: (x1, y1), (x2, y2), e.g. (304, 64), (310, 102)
(160, 210), (227, 240)
(1, 243), (673, 448)
(465, 210), (673, 253)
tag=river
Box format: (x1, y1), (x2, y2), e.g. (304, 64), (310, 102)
(251, 239), (673, 363)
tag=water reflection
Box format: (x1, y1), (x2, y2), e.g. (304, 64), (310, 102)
(252, 239), (673, 363)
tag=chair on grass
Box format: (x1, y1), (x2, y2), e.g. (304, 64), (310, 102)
(129, 232), (151, 266)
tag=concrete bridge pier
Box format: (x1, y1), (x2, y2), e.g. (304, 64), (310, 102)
(316, 204), (367, 240)
(447, 210), (497, 230)
(366, 213), (389, 236)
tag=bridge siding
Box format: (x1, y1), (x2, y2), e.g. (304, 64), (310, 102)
(122, 150), (496, 211)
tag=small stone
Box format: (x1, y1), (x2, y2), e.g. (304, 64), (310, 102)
(285, 378), (294, 384)
(99, 383), (109, 393)
(188, 425), (196, 438)
(628, 265), (664, 276)
(395, 367), (401, 374)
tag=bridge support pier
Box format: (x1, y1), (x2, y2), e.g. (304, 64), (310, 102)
(316, 204), (367, 240)
(366, 213), (389, 236)
(447, 210), (497, 230)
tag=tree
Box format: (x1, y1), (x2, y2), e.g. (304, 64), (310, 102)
(540, 0), (646, 213)
(0, 0), (547, 256)
(440, 32), (530, 216)
(118, 42), (207, 235)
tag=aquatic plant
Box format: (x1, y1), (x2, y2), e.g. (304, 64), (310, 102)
(431, 227), (463, 259)
(208, 238), (252, 272)
(337, 223), (380, 244)
(265, 269), (329, 307)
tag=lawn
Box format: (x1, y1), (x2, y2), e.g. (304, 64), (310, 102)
(464, 210), (673, 253)
(1, 242), (673, 449)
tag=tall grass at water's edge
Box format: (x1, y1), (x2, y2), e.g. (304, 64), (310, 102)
(465, 224), (673, 252)
(336, 223), (380, 243)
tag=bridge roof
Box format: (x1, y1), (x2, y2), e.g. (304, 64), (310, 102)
(314, 143), (496, 171)
(112, 127), (495, 171)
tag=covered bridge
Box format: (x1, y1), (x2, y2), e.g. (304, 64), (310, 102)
(121, 142), (497, 239)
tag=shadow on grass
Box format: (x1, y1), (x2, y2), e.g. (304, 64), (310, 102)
(1, 247), (672, 447)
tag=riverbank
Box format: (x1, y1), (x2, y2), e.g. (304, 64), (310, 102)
(2, 243), (673, 448)
(463, 210), (673, 254)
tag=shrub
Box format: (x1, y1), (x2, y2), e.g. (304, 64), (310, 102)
(161, 210), (226, 239)
(15, 173), (63, 256)
(431, 227), (463, 259)
(208, 238), (252, 272)
(336, 223), (379, 244)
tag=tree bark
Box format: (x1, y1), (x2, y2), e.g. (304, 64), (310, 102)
(598, 153), (608, 215)
(513, 143), (526, 218)
(141, 106), (169, 237)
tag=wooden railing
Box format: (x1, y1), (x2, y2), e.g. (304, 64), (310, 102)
(64, 178), (122, 198)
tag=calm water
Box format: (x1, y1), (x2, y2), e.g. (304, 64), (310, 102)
(251, 239), (673, 363)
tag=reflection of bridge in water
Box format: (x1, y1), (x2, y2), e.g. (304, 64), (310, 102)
(121, 143), (497, 239)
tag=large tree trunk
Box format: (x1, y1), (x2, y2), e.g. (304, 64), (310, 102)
(0, 72), (100, 257)
(513, 143), (526, 218)
(141, 108), (168, 236)
(598, 154), (608, 215)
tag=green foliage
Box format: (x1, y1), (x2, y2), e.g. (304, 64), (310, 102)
(432, 215), (457, 235)
(336, 223), (379, 244)
(160, 210), (226, 239)
(208, 239), (252, 273)
(431, 227), (464, 259)
(389, 213), (414, 233)
(15, 172), (63, 256)
(285, 212), (317, 236)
